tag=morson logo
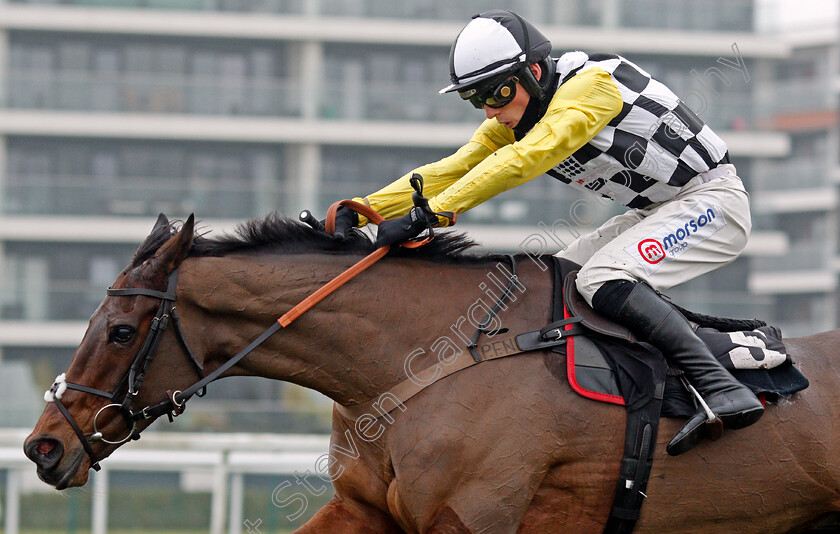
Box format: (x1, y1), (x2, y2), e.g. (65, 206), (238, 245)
(638, 239), (665, 264)
(625, 203), (727, 275)
(661, 208), (718, 251)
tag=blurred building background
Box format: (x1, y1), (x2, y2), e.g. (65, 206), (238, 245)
(0, 0), (837, 435)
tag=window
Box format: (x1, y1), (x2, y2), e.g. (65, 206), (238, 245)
(8, 35), (289, 115)
(6, 139), (283, 218)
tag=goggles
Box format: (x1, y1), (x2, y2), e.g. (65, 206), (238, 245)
(459, 76), (519, 109)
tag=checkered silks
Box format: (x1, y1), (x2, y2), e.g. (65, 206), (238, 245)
(546, 52), (730, 209)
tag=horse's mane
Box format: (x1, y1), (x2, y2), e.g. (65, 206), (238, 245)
(130, 213), (498, 268)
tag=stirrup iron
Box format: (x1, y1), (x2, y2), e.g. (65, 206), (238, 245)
(683, 377), (724, 441)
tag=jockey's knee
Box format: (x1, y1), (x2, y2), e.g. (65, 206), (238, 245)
(576, 266), (636, 317)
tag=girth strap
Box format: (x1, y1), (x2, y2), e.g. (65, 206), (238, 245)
(552, 257), (664, 534)
(602, 388), (664, 534)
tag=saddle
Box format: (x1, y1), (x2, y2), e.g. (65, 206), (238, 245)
(553, 257), (808, 415)
(563, 270), (636, 343)
(548, 257), (809, 534)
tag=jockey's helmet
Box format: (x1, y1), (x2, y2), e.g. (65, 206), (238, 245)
(439, 10), (552, 103)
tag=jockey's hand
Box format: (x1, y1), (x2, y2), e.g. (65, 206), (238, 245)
(328, 206), (359, 239)
(374, 207), (438, 248)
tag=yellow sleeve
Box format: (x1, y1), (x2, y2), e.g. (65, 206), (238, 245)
(354, 120), (514, 225)
(427, 67), (623, 224)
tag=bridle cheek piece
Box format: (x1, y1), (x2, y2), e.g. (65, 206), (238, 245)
(42, 270), (204, 472)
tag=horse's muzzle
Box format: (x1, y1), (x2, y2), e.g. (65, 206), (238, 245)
(24, 434), (92, 489)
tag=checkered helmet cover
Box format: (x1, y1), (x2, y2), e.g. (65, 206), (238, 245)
(439, 10), (552, 94)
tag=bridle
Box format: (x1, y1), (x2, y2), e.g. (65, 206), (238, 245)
(43, 199), (406, 473)
(45, 266), (290, 471)
(45, 270), (206, 471)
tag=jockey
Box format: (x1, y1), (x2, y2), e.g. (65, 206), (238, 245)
(331, 9), (763, 455)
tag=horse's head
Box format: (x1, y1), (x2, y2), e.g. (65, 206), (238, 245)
(24, 214), (196, 488)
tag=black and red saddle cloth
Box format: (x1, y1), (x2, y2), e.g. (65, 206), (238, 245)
(552, 257), (809, 414)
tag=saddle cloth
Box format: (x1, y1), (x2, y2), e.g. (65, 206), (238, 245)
(552, 258), (810, 416)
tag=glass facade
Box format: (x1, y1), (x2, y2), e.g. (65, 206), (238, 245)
(6, 0), (755, 32)
(4, 138), (285, 217)
(668, 260), (770, 319)
(2, 241), (137, 321)
(321, 43), (468, 122)
(320, 145), (448, 205)
(6, 33), (296, 116)
(4, 138), (622, 227)
(318, 44), (756, 129)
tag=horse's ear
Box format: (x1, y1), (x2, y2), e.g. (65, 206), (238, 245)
(149, 214), (195, 275)
(128, 213), (173, 268)
(152, 213), (170, 232)
(133, 214), (171, 258)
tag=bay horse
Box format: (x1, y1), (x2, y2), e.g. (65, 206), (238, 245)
(24, 213), (840, 533)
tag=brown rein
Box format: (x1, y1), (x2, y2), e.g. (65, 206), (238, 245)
(278, 200), (429, 326)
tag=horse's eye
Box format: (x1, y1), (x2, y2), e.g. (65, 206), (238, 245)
(110, 325), (136, 345)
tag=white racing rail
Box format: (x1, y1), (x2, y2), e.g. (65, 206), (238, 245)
(0, 428), (330, 534)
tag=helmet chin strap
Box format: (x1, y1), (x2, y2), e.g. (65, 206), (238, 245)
(519, 64), (546, 102)
(513, 58), (559, 139)
(520, 57), (557, 102)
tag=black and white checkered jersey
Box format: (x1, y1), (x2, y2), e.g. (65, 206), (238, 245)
(546, 52), (730, 209)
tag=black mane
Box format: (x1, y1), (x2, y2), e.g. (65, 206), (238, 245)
(130, 212), (495, 268)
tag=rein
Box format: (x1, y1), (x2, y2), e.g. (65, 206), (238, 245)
(45, 200), (423, 472)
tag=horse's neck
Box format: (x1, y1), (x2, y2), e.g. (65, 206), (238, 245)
(179, 255), (472, 404)
(178, 253), (532, 406)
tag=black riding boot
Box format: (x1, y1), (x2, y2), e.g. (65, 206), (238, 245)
(610, 283), (764, 455)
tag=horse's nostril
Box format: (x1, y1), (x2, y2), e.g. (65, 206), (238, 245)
(25, 437), (64, 471)
(37, 439), (57, 456)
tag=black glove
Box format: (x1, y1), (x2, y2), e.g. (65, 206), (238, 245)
(374, 206), (438, 248)
(330, 206), (359, 239)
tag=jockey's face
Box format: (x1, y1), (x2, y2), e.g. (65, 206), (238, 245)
(483, 63), (542, 130)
